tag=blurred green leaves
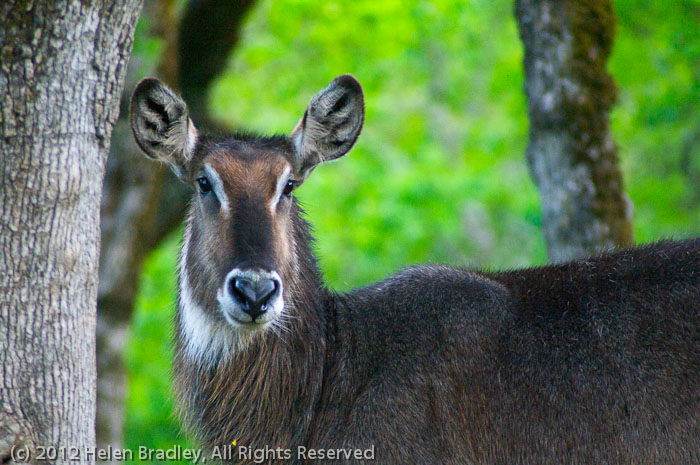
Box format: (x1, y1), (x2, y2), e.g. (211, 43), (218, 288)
(611, 0), (700, 242)
(125, 233), (191, 461)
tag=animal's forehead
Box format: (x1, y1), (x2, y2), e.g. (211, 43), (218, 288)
(203, 148), (291, 185)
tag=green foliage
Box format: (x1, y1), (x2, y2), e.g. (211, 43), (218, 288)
(124, 233), (192, 463)
(122, 0), (700, 456)
(611, 0), (700, 242)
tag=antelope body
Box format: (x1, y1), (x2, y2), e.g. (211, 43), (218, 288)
(131, 75), (700, 464)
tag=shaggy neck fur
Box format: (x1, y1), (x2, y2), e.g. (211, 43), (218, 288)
(172, 202), (328, 455)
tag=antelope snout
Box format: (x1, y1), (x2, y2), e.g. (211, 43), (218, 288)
(218, 269), (283, 327)
(229, 275), (279, 320)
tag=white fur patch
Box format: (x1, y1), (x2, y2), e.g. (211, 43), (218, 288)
(186, 119), (198, 156)
(269, 166), (292, 213)
(178, 225), (236, 367)
(204, 163), (230, 214)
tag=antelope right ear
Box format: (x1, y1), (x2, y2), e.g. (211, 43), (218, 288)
(130, 78), (198, 180)
(290, 74), (364, 181)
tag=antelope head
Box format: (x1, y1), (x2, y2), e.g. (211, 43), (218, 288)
(130, 76), (364, 364)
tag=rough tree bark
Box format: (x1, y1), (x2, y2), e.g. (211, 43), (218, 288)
(96, 0), (256, 453)
(515, 0), (634, 262)
(0, 1), (141, 464)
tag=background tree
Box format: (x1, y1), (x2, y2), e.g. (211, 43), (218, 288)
(0, 1), (141, 463)
(516, 0), (635, 262)
(96, 0), (256, 453)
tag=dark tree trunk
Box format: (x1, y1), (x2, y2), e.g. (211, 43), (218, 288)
(0, 1), (141, 464)
(96, 0), (256, 454)
(178, 0), (256, 124)
(516, 0), (634, 262)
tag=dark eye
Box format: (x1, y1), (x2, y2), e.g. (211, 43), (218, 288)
(282, 180), (296, 197)
(197, 177), (212, 195)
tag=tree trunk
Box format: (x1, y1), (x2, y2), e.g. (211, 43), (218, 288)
(178, 0), (256, 123)
(0, 1), (141, 464)
(96, 0), (255, 454)
(515, 0), (634, 262)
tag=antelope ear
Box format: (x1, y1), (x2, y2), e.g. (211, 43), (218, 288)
(130, 78), (198, 180)
(290, 74), (364, 180)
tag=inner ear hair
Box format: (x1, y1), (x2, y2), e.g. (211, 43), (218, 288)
(291, 74), (364, 179)
(130, 78), (198, 179)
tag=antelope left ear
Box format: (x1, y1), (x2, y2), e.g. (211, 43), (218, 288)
(290, 74), (364, 180)
(130, 78), (198, 181)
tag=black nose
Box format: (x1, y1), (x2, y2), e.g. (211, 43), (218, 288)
(229, 276), (279, 321)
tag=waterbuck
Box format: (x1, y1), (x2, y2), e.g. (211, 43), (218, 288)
(130, 75), (700, 464)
